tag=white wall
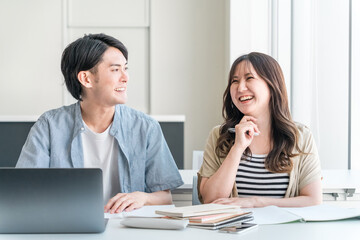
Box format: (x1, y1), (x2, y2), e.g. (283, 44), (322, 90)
(351, 0), (360, 170)
(0, 0), (63, 115)
(231, 0), (355, 170)
(292, 0), (350, 169)
(150, 0), (226, 168)
(1, 0), (357, 170)
(0, 0), (227, 169)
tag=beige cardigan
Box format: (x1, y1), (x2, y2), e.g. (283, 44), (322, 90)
(197, 123), (321, 203)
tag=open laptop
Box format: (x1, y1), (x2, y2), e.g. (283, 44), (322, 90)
(0, 168), (107, 233)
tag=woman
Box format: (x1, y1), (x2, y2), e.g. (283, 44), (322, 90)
(198, 52), (322, 208)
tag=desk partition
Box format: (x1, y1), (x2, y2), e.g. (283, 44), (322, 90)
(0, 115), (184, 169)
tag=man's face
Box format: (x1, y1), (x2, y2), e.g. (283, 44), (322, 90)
(86, 47), (128, 107)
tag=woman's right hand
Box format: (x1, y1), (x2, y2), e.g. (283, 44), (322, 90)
(233, 116), (260, 150)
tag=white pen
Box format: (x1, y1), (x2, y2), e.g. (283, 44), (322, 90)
(228, 128), (259, 136)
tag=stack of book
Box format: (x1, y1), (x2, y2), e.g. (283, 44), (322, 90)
(155, 204), (253, 230)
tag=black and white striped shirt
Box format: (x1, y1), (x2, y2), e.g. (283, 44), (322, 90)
(236, 154), (289, 198)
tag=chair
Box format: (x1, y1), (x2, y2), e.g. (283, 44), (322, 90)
(192, 175), (201, 205)
(192, 151), (204, 205)
(192, 151), (204, 170)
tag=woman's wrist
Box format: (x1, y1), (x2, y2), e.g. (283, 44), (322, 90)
(231, 143), (246, 156)
(252, 196), (264, 208)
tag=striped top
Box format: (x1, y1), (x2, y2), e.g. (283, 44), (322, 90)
(236, 154), (289, 198)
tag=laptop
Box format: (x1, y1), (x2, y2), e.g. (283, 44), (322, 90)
(0, 168), (107, 233)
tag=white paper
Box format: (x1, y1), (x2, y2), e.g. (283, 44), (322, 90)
(104, 205), (175, 219)
(245, 206), (301, 225)
(246, 204), (360, 225)
(284, 204), (360, 222)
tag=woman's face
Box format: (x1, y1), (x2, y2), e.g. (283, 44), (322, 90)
(230, 61), (271, 118)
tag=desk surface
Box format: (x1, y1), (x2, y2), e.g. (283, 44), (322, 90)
(1, 219), (359, 240)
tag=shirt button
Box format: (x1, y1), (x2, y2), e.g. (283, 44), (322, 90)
(80, 127), (84, 131)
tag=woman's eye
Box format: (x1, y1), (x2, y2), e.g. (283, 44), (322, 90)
(246, 77), (253, 80)
(231, 79), (238, 83)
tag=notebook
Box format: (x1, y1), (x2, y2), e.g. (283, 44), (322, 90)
(0, 168), (107, 233)
(187, 212), (253, 230)
(155, 204), (242, 218)
(248, 204), (360, 225)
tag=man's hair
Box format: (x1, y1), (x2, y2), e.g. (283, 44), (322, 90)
(61, 33), (128, 101)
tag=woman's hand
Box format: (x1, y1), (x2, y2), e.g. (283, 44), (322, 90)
(104, 191), (148, 214)
(212, 197), (259, 208)
(233, 116), (260, 150)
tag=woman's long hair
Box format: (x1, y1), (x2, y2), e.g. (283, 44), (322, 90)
(216, 52), (302, 173)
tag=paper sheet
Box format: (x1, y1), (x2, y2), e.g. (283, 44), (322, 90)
(245, 206), (301, 225)
(284, 204), (360, 222)
(246, 204), (360, 225)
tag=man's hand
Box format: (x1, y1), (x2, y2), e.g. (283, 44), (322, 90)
(104, 191), (148, 214)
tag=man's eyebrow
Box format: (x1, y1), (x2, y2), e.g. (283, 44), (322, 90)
(109, 63), (128, 67)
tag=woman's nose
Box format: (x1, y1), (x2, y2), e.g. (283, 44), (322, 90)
(238, 79), (247, 91)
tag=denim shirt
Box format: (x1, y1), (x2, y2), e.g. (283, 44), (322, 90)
(16, 102), (184, 193)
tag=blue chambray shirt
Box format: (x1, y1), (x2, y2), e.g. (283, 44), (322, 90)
(16, 102), (184, 193)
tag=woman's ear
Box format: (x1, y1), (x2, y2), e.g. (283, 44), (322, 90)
(77, 71), (92, 88)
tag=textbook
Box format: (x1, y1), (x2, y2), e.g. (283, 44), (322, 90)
(155, 204), (243, 218)
(187, 212), (253, 230)
(186, 212), (245, 223)
(248, 204), (360, 225)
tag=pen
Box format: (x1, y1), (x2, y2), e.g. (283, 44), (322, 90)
(228, 128), (259, 136)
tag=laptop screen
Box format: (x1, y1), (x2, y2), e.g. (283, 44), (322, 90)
(0, 168), (106, 233)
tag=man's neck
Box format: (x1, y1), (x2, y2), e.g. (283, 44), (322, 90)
(80, 101), (115, 133)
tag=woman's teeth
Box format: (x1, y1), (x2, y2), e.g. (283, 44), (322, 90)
(240, 96), (253, 102)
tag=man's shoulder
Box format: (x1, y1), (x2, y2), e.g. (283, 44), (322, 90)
(116, 105), (157, 126)
(37, 103), (77, 125)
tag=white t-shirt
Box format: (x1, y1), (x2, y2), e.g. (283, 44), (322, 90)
(81, 121), (120, 204)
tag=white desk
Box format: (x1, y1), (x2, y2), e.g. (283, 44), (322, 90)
(173, 170), (360, 207)
(1, 219), (359, 240)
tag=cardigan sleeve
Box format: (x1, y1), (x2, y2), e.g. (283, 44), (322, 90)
(296, 125), (322, 191)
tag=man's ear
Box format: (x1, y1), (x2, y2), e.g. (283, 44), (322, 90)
(77, 71), (93, 88)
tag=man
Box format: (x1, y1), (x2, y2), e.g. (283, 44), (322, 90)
(16, 33), (183, 213)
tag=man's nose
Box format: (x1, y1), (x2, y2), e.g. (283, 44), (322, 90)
(120, 70), (128, 83)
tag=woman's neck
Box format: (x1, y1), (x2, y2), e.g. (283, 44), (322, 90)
(248, 113), (272, 155)
(80, 101), (115, 133)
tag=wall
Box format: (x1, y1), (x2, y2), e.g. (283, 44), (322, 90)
(291, 0), (350, 169)
(150, 0), (226, 168)
(0, 0), (227, 169)
(1, 0), (358, 170)
(0, 0), (63, 115)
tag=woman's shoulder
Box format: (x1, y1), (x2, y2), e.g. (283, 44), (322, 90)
(294, 122), (312, 138)
(208, 125), (222, 139)
(294, 122), (315, 150)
